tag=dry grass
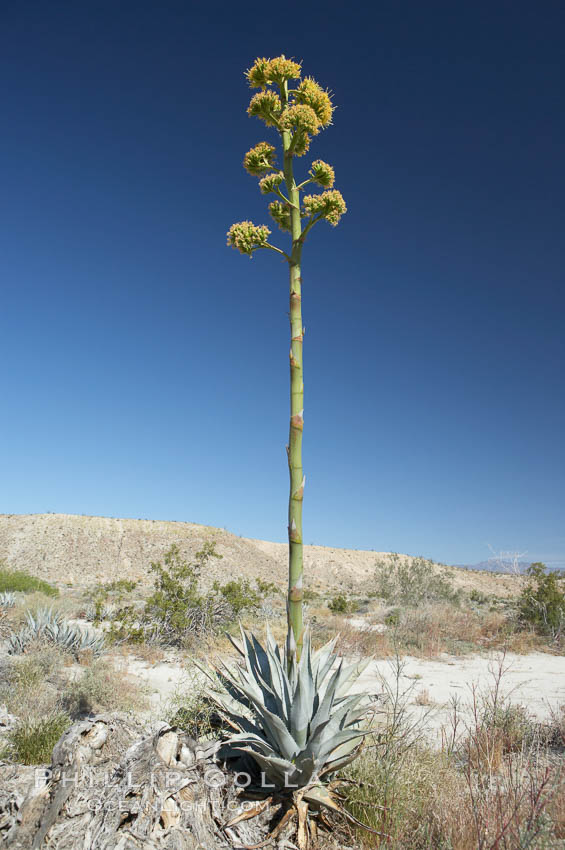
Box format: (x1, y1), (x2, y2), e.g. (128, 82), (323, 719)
(63, 660), (148, 717)
(324, 601), (551, 661)
(341, 658), (565, 849)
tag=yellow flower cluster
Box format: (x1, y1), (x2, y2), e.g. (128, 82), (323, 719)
(280, 105), (321, 136)
(246, 57), (271, 88)
(293, 133), (311, 157)
(295, 77), (333, 126)
(267, 56), (302, 85)
(246, 56), (302, 88)
(226, 221), (271, 255)
(268, 200), (292, 232)
(309, 160), (335, 188)
(302, 190), (347, 226)
(259, 171), (285, 195)
(243, 142), (277, 176)
(247, 90), (281, 126)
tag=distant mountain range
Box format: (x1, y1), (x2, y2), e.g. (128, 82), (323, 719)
(459, 559), (564, 574)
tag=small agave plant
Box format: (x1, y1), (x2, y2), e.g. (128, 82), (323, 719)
(0, 591), (16, 608)
(6, 607), (105, 657)
(203, 626), (378, 848)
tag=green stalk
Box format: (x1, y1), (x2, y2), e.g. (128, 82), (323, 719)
(281, 81), (304, 658)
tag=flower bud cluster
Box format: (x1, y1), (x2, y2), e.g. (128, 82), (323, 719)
(259, 171), (285, 195)
(247, 91), (282, 127)
(246, 56), (302, 88)
(280, 105), (320, 136)
(226, 221), (271, 255)
(292, 134), (311, 157)
(303, 190), (347, 226)
(268, 201), (292, 232)
(243, 142), (277, 176)
(309, 160), (335, 188)
(295, 78), (333, 126)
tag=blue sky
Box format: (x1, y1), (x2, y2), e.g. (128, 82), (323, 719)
(1, 1), (563, 567)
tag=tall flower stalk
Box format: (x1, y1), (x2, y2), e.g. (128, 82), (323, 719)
(227, 56), (347, 660)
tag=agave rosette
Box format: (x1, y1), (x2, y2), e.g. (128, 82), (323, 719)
(203, 626), (371, 809)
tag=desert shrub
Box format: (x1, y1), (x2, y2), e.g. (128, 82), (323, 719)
(375, 554), (459, 607)
(469, 588), (489, 605)
(0, 647), (66, 725)
(255, 578), (280, 597)
(7, 712), (71, 764)
(83, 578), (138, 623)
(343, 659), (564, 849)
(62, 661), (146, 718)
(166, 672), (218, 739)
(0, 569), (58, 597)
(212, 577), (262, 616)
(519, 562), (565, 638)
(109, 543), (275, 647)
(385, 607), (401, 627)
(328, 593), (357, 614)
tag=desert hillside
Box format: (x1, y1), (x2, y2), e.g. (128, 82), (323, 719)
(0, 513), (522, 596)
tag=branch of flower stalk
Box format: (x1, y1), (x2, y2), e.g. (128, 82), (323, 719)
(296, 178), (313, 191)
(273, 187), (297, 209)
(300, 212), (325, 240)
(263, 243), (291, 261)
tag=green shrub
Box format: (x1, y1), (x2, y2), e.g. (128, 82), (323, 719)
(375, 554), (459, 607)
(7, 712), (71, 764)
(255, 577), (280, 596)
(83, 578), (138, 623)
(327, 593), (358, 614)
(328, 594), (348, 613)
(166, 674), (217, 739)
(519, 562), (565, 638)
(212, 577), (262, 616)
(470, 588), (489, 605)
(385, 607), (401, 627)
(0, 569), (58, 597)
(109, 543), (276, 647)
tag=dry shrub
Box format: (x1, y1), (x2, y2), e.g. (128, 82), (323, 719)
(333, 618), (393, 658)
(0, 646), (66, 721)
(414, 687), (432, 706)
(342, 657), (565, 849)
(63, 660), (148, 718)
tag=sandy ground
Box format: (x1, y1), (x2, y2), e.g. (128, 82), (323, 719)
(352, 652), (565, 742)
(119, 650), (565, 742)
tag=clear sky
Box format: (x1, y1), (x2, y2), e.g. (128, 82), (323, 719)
(1, 1), (563, 568)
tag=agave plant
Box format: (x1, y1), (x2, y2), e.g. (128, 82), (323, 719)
(6, 608), (105, 657)
(202, 626), (379, 848)
(0, 591), (16, 608)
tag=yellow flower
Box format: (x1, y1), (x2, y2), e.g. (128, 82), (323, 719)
(309, 160), (335, 188)
(226, 221), (271, 255)
(259, 172), (285, 195)
(268, 201), (292, 232)
(294, 77), (333, 127)
(292, 133), (311, 157)
(243, 142), (277, 176)
(246, 56), (302, 89)
(266, 56), (302, 85)
(246, 57), (271, 89)
(303, 190), (347, 226)
(247, 91), (282, 126)
(280, 104), (321, 135)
